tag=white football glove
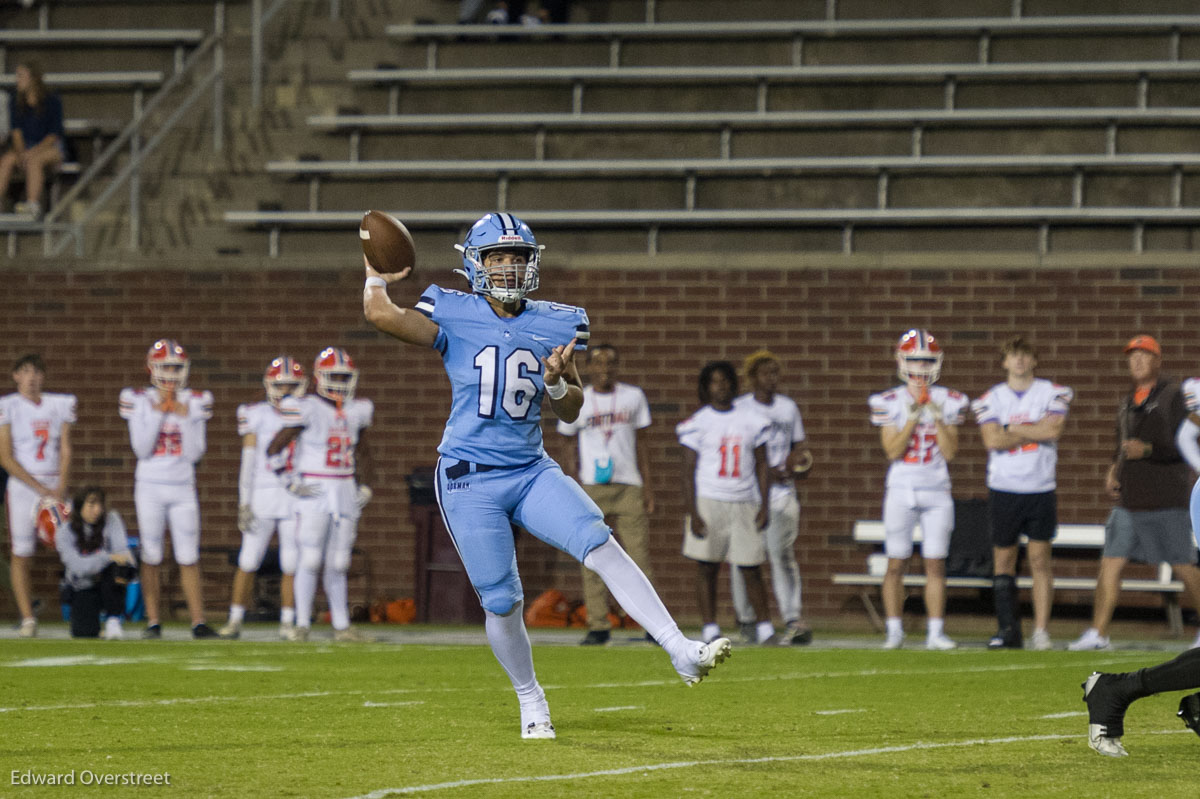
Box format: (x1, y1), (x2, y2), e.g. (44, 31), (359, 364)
(237, 504), (254, 534)
(284, 475), (323, 498)
(355, 485), (373, 510)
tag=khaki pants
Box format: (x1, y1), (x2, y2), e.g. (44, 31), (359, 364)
(580, 483), (652, 631)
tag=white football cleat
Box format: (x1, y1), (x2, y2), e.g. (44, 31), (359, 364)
(882, 631), (905, 650)
(522, 721), (556, 739)
(1068, 628), (1112, 651)
(218, 621), (241, 639)
(926, 633), (957, 651)
(287, 625), (310, 642)
(333, 626), (376, 643)
(104, 617), (124, 641)
(1088, 725), (1129, 758)
(18, 618), (37, 638)
(1083, 672), (1132, 758)
(1028, 629), (1052, 651)
(674, 637), (732, 686)
(278, 620), (294, 640)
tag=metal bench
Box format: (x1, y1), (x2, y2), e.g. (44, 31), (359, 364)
(0, 29), (204, 74)
(833, 520), (1186, 635)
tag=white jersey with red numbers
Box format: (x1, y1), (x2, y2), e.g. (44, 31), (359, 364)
(279, 395), (373, 478)
(972, 378), (1073, 494)
(0, 392), (76, 477)
(237, 401), (297, 490)
(869, 384), (968, 491)
(1183, 377), (1200, 414)
(734, 392), (805, 508)
(556, 382), (651, 487)
(676, 405), (771, 503)
(119, 387), (213, 484)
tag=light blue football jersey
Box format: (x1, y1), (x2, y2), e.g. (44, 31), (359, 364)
(416, 284), (589, 466)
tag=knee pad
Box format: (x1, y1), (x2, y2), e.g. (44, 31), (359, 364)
(139, 536), (164, 566)
(328, 548), (351, 574)
(478, 580), (522, 616)
(298, 547), (323, 574)
(237, 545), (265, 574)
(278, 542), (299, 576)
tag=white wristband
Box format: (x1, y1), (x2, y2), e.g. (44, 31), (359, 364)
(364, 276), (387, 290)
(546, 378), (568, 400)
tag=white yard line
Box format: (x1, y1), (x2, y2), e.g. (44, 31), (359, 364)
(814, 709), (866, 715)
(593, 705), (643, 712)
(1041, 711), (1088, 719)
(342, 730), (1194, 798)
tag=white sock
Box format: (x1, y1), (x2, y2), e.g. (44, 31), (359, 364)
(228, 605), (245, 625)
(484, 603), (549, 723)
(886, 617), (903, 636)
(324, 568), (349, 630)
(583, 537), (691, 661)
(105, 616), (122, 632)
(756, 620), (775, 643)
(280, 607), (296, 625)
(294, 568), (317, 628)
(927, 617), (945, 638)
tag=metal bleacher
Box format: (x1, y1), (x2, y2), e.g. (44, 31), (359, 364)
(223, 8), (1200, 257)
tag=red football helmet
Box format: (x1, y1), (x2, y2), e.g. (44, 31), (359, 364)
(263, 355), (307, 407)
(313, 347), (357, 403)
(895, 329), (943, 386)
(147, 339), (189, 391)
(34, 497), (70, 547)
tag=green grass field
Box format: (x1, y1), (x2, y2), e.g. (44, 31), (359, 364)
(2, 627), (1197, 798)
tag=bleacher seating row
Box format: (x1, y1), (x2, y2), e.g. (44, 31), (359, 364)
(222, 9), (1200, 257)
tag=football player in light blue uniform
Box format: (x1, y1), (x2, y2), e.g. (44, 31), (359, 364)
(363, 212), (731, 739)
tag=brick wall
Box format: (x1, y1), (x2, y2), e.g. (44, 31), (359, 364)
(2, 263), (1195, 624)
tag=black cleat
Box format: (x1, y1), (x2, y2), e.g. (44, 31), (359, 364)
(142, 624), (162, 640)
(191, 622), (219, 639)
(1178, 692), (1200, 738)
(579, 629), (609, 646)
(1082, 672), (1131, 757)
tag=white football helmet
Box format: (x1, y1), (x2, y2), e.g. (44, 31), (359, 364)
(263, 355), (307, 407)
(453, 212), (543, 303)
(895, 329), (943, 387)
(313, 347), (357, 404)
(147, 339), (189, 391)
(34, 497), (70, 547)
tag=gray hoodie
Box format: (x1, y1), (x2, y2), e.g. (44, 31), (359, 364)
(55, 510), (131, 590)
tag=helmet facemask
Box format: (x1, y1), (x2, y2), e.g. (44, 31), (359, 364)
(895, 329), (943, 388)
(454, 213), (544, 303)
(264, 356), (307, 408)
(147, 340), (189, 392)
(316, 369), (357, 404)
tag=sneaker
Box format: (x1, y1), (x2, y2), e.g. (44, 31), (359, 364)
(1028, 629), (1052, 651)
(521, 721), (556, 739)
(142, 624), (162, 639)
(104, 617), (124, 641)
(737, 621), (756, 645)
(1083, 672), (1131, 757)
(674, 637), (732, 686)
(579, 629), (610, 646)
(279, 621), (294, 640)
(926, 633), (957, 651)
(987, 630), (1023, 650)
(1068, 628), (1112, 651)
(333, 626), (375, 643)
(192, 622), (219, 639)
(1177, 692), (1200, 738)
(218, 621), (241, 640)
(288, 626), (310, 642)
(786, 620), (813, 646)
(882, 631), (905, 650)
(18, 618), (37, 638)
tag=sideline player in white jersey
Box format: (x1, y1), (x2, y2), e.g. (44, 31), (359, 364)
(868, 329), (969, 651)
(972, 336), (1073, 651)
(678, 360), (774, 646)
(219, 356), (307, 640)
(363, 212), (731, 740)
(266, 347), (374, 642)
(118, 339), (217, 639)
(729, 349), (815, 646)
(0, 354), (74, 637)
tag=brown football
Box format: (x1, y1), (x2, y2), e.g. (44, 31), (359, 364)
(360, 210), (416, 273)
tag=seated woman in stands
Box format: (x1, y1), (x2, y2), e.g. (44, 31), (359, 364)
(0, 61), (65, 219)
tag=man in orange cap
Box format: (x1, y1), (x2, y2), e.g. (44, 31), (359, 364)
(1069, 335), (1200, 651)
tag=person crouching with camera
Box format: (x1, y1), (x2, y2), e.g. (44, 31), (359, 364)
(55, 485), (136, 639)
